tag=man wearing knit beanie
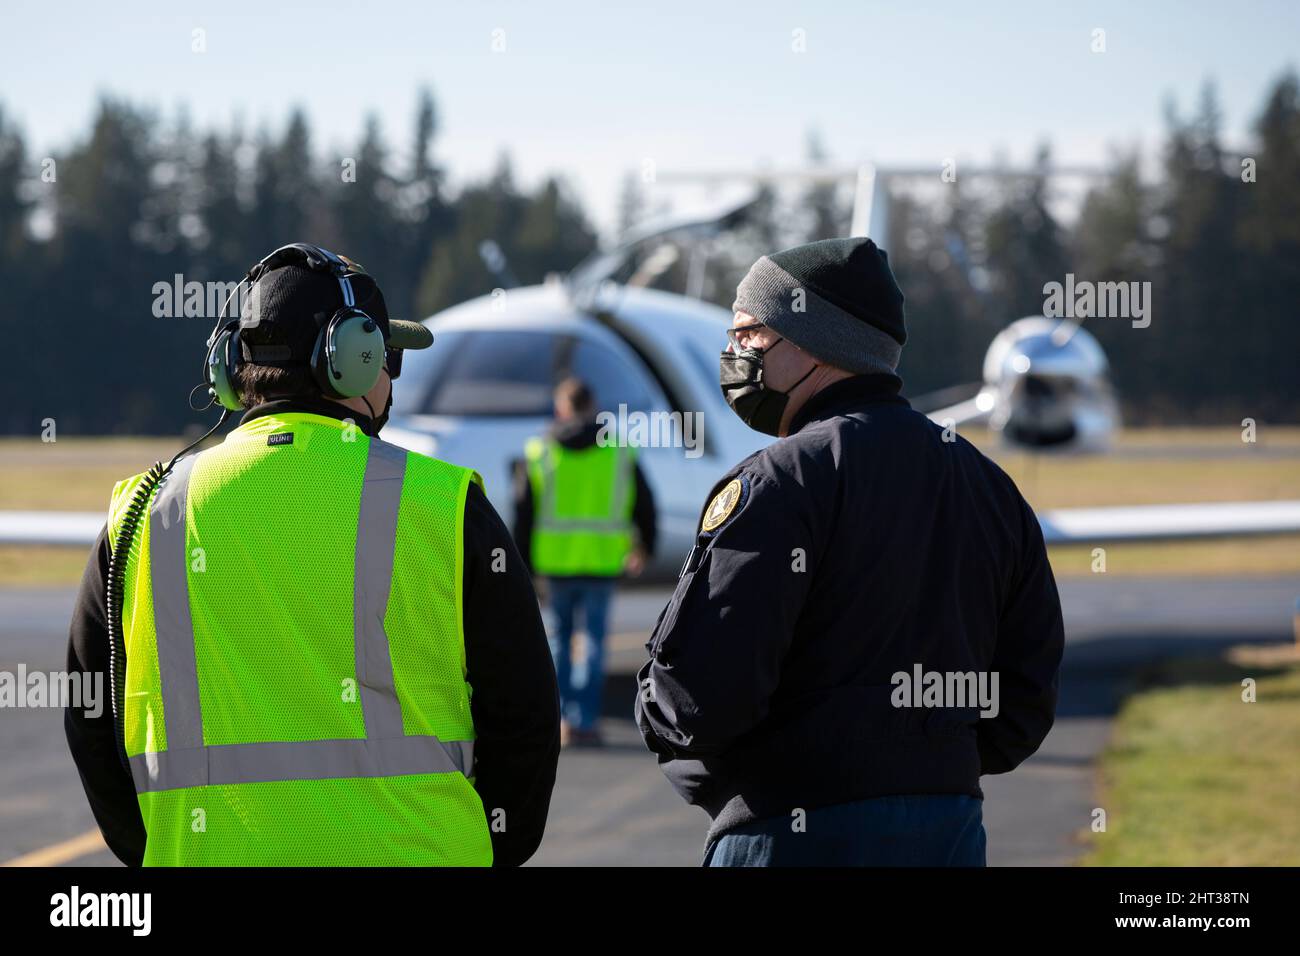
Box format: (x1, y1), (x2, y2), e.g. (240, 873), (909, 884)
(717, 237), (908, 436)
(636, 237), (1064, 867)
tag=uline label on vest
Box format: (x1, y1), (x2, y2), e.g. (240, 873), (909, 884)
(267, 432), (294, 446)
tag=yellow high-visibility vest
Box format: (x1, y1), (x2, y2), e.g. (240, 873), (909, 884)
(108, 412), (493, 865)
(524, 437), (635, 577)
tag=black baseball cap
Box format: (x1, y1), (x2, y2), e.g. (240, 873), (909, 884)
(237, 255), (432, 365)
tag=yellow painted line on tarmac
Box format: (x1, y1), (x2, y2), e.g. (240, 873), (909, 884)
(2, 828), (106, 867)
(3, 634), (652, 869)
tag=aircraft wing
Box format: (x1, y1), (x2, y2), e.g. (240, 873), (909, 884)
(5, 500), (1300, 549)
(1037, 500), (1300, 546)
(0, 511), (103, 546)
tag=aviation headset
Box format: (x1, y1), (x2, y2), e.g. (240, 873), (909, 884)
(204, 243), (388, 410)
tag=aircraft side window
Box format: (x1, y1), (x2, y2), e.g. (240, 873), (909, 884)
(421, 330), (562, 416)
(388, 329), (466, 416)
(569, 337), (657, 416)
(684, 339), (722, 403)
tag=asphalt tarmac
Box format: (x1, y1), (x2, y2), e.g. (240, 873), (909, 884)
(2, 576), (1296, 867)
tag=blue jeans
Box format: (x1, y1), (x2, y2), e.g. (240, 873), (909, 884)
(702, 794), (986, 867)
(547, 578), (615, 731)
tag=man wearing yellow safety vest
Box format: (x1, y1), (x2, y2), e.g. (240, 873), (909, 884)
(512, 378), (657, 748)
(65, 243), (560, 866)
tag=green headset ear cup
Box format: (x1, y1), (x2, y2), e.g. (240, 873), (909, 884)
(312, 312), (385, 399)
(207, 328), (244, 411)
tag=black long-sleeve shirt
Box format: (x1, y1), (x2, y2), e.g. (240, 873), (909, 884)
(510, 418), (658, 576)
(64, 398), (560, 867)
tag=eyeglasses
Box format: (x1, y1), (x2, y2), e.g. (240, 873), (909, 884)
(384, 348), (403, 379)
(725, 322), (769, 351)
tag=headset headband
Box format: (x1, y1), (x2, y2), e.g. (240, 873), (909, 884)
(253, 243), (360, 308)
(208, 243), (366, 350)
(203, 243), (388, 410)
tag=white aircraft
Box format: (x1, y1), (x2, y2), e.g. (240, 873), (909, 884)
(5, 173), (1299, 572)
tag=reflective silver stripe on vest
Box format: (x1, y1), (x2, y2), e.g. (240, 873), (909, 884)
(535, 517), (632, 533)
(534, 441), (634, 533)
(134, 438), (475, 795)
(149, 454), (204, 751)
(353, 439), (407, 738)
(129, 735), (474, 793)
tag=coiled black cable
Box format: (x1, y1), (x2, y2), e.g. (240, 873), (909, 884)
(105, 409), (230, 774)
(105, 462), (166, 774)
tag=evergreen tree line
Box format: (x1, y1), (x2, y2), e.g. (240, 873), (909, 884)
(0, 90), (597, 435)
(887, 75), (1300, 423)
(2, 75), (1297, 436)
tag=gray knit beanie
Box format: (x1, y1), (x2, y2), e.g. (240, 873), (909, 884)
(731, 237), (906, 375)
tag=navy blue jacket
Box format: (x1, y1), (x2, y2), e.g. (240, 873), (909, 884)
(634, 374), (1064, 843)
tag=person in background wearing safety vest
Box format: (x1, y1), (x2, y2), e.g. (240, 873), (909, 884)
(512, 377), (657, 749)
(64, 243), (560, 866)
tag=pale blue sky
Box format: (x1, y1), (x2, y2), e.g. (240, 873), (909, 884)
(5, 0), (1297, 235)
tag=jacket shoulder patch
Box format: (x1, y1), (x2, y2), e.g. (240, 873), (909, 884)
(701, 477), (744, 533)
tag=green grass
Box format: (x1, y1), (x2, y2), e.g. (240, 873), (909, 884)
(1082, 647), (1300, 866)
(0, 436), (202, 586)
(997, 451), (1300, 508)
(0, 546), (94, 587)
(1046, 538), (1300, 577)
(0, 436), (181, 510)
(2, 428), (1299, 584)
(970, 426), (1300, 577)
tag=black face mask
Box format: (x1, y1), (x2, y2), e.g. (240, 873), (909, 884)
(719, 339), (816, 436)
